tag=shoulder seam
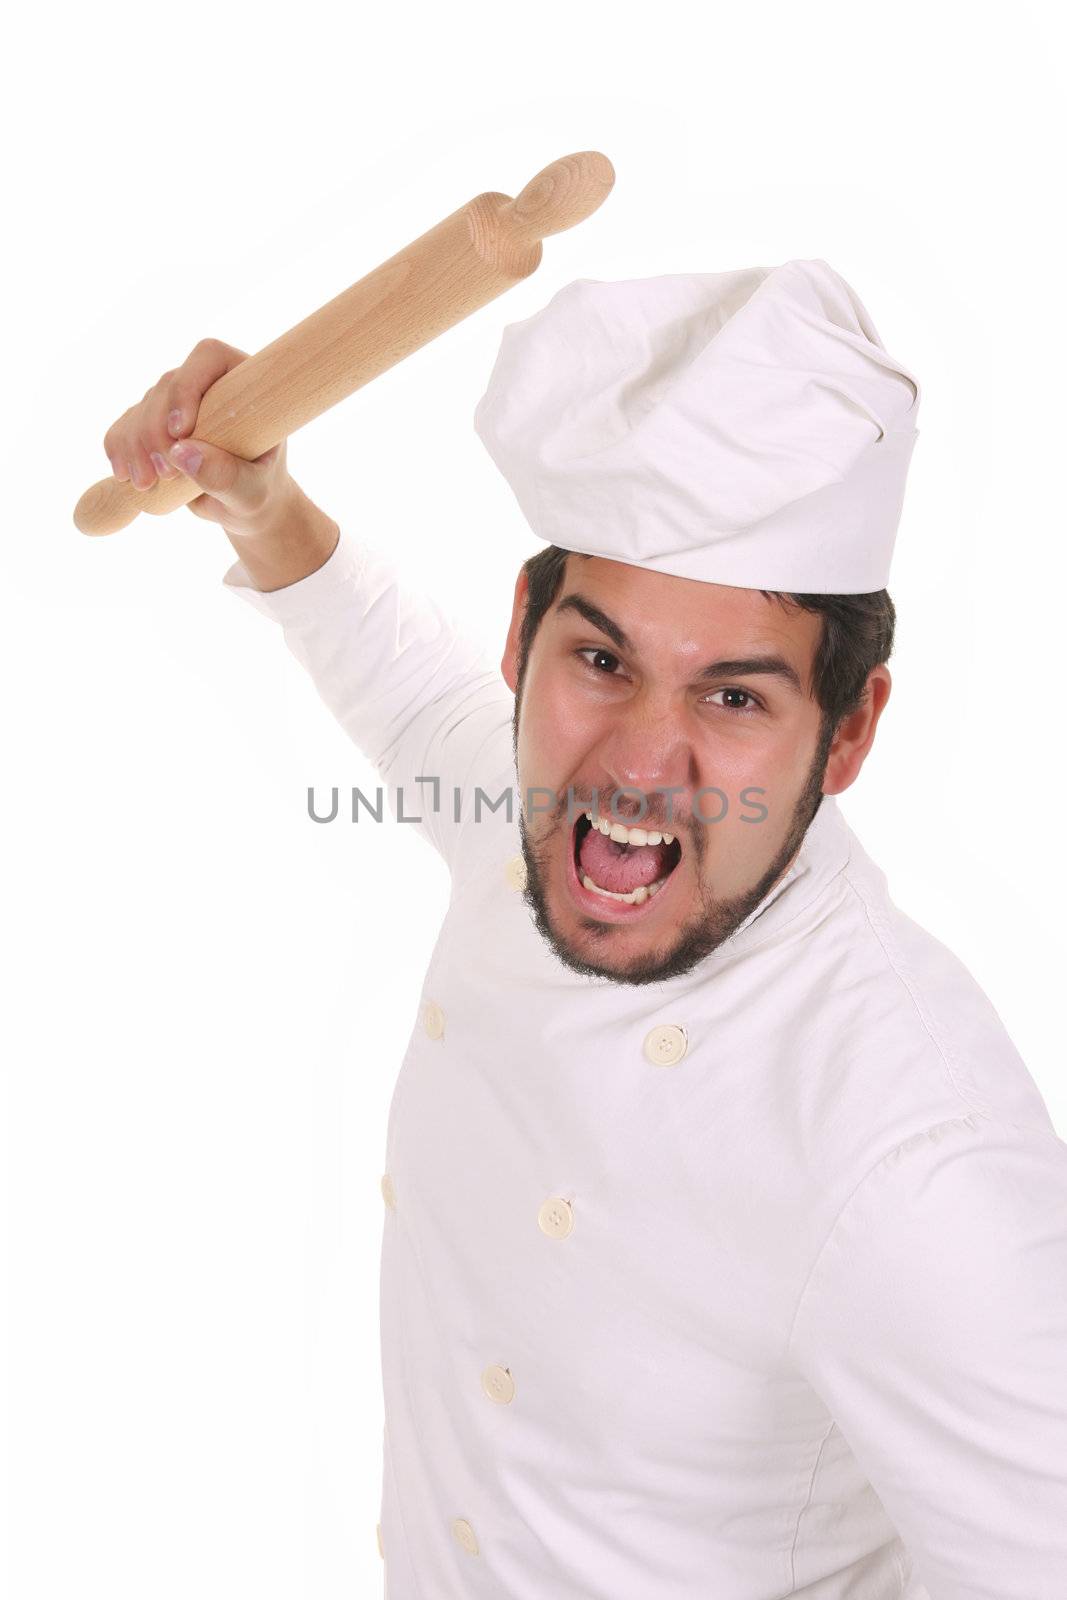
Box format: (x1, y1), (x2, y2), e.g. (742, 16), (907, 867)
(783, 1109), (989, 1364)
(839, 864), (987, 1118)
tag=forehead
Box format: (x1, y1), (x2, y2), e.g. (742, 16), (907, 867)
(556, 554), (821, 662)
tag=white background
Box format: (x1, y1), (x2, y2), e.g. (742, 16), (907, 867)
(4, 3), (1065, 1594)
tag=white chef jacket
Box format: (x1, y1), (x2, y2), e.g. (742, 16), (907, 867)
(224, 524), (1067, 1600)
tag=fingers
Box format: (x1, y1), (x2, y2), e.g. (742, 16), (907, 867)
(166, 435), (272, 525)
(162, 338), (250, 452)
(124, 432), (153, 490)
(102, 338), (251, 490)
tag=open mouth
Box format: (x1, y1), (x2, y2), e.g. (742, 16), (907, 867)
(570, 809), (683, 909)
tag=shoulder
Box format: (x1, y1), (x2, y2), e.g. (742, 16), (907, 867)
(740, 825), (1060, 1233)
(788, 1107), (1067, 1400)
(831, 832), (1055, 1135)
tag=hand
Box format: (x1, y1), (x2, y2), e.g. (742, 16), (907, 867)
(102, 337), (295, 536)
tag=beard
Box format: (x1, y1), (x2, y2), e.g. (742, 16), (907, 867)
(513, 707), (835, 989)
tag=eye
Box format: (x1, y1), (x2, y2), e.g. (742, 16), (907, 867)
(575, 651), (765, 714)
(702, 686), (764, 716)
(575, 646), (626, 677)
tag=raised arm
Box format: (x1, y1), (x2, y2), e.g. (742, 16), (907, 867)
(221, 512), (513, 870)
(101, 338), (514, 870)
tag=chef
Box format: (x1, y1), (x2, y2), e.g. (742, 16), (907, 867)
(206, 259), (1067, 1596)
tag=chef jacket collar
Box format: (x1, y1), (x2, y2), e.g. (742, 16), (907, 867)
(537, 792), (852, 1003)
(712, 792), (852, 964)
(564, 792), (853, 999)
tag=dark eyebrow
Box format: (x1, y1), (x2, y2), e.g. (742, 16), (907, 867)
(554, 592), (805, 697)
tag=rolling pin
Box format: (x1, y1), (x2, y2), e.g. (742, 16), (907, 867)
(74, 150), (615, 536)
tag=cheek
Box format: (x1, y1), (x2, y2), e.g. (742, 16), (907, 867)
(700, 733), (777, 791)
(702, 716), (807, 778)
(518, 667), (601, 772)
(695, 726), (814, 826)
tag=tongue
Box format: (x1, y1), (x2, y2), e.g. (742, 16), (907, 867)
(578, 828), (673, 893)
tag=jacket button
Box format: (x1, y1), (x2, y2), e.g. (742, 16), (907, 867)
(504, 852), (527, 890)
(380, 1173), (397, 1210)
(376, 1521), (384, 1559)
(422, 1000), (445, 1040)
(537, 1196), (574, 1238)
(451, 1517), (480, 1554)
(643, 1023), (688, 1066)
(481, 1363), (515, 1403)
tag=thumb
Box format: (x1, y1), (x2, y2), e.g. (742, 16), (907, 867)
(167, 437), (260, 513)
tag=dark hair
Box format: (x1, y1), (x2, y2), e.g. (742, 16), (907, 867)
(514, 546), (895, 737)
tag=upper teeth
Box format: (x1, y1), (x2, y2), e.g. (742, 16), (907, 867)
(582, 810), (674, 847)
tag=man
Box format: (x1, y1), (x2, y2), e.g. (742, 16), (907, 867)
(115, 258), (1067, 1597)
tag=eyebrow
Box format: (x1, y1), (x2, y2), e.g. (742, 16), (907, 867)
(554, 592), (806, 697)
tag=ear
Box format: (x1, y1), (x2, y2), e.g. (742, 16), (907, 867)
(501, 566), (530, 693)
(822, 666), (893, 795)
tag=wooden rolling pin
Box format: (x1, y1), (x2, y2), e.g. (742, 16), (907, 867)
(74, 150), (615, 536)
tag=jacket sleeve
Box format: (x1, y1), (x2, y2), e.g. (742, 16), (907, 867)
(222, 523), (514, 873)
(786, 1109), (1067, 1600)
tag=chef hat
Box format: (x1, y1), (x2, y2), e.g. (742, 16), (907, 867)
(472, 258), (921, 594)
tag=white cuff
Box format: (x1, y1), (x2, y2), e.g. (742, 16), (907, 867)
(221, 523), (370, 623)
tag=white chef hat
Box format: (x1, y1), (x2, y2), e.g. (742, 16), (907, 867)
(472, 258), (921, 594)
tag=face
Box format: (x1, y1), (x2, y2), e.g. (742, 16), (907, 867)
(501, 554), (889, 986)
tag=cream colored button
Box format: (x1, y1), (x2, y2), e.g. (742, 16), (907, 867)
(380, 1173), (397, 1210)
(537, 1196), (574, 1238)
(451, 1517), (480, 1554)
(481, 1363), (515, 1403)
(376, 1521), (384, 1559)
(504, 852), (527, 891)
(642, 1022), (688, 1066)
(422, 1000), (445, 1040)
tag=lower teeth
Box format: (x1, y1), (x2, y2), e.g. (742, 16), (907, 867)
(581, 873), (669, 905)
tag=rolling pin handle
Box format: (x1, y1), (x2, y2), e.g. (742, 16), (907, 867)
(502, 151), (615, 247)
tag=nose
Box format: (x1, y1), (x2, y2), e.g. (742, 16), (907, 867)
(596, 696), (695, 826)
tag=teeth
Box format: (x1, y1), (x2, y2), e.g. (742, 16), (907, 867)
(583, 810), (677, 848)
(577, 811), (678, 903)
(581, 872), (670, 905)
